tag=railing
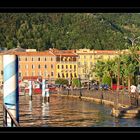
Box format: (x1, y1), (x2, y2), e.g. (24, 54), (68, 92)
(60, 88), (135, 107)
(3, 103), (20, 127)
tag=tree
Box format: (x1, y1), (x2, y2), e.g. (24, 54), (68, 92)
(120, 54), (138, 92)
(55, 78), (68, 85)
(92, 61), (106, 85)
(102, 75), (111, 86)
(72, 78), (81, 88)
(104, 60), (115, 88)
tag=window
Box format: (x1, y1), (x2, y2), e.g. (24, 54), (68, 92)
(38, 57), (40, 61)
(78, 62), (80, 66)
(32, 57), (34, 61)
(33, 71), (35, 76)
(74, 65), (76, 69)
(1, 70), (3, 75)
(70, 65), (72, 69)
(38, 71), (41, 76)
(66, 73), (68, 78)
(45, 65), (47, 69)
(38, 65), (41, 69)
(58, 73), (60, 78)
(25, 65), (28, 69)
(74, 73), (77, 77)
(45, 57), (47, 61)
(19, 72), (21, 77)
(25, 58), (27, 61)
(18, 57), (21, 61)
(70, 73), (73, 78)
(25, 72), (28, 76)
(90, 62), (93, 66)
(62, 65), (64, 69)
(84, 56), (86, 59)
(51, 72), (54, 77)
(58, 65), (60, 69)
(44, 72), (47, 77)
(51, 57), (53, 61)
(62, 73), (64, 78)
(83, 69), (85, 73)
(66, 65), (68, 69)
(51, 64), (53, 69)
(32, 65), (35, 69)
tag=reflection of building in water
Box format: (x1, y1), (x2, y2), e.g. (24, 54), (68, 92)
(29, 100), (32, 112)
(42, 102), (49, 118)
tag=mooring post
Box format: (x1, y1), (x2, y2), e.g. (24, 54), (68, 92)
(45, 83), (50, 102)
(29, 81), (32, 100)
(42, 79), (46, 103)
(3, 55), (19, 126)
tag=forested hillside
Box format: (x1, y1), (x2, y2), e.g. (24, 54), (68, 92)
(0, 13), (140, 51)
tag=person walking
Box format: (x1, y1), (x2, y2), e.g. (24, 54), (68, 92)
(130, 84), (137, 107)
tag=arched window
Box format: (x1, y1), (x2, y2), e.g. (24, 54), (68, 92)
(38, 64), (41, 69)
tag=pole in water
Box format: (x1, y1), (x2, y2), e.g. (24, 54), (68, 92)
(29, 81), (32, 100)
(3, 55), (19, 126)
(42, 79), (46, 103)
(46, 84), (50, 102)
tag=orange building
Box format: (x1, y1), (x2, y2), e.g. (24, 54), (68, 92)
(15, 51), (56, 82)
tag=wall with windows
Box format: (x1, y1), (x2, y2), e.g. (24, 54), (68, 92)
(56, 56), (78, 83)
(17, 53), (56, 81)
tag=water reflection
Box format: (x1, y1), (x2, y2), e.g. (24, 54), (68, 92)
(29, 100), (32, 112)
(19, 94), (140, 127)
(42, 102), (49, 118)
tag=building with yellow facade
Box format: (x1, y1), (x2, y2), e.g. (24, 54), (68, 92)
(76, 49), (95, 82)
(76, 49), (119, 82)
(49, 48), (78, 84)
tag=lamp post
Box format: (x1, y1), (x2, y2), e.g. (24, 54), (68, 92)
(78, 74), (82, 99)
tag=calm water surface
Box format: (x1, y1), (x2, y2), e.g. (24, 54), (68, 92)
(19, 94), (140, 127)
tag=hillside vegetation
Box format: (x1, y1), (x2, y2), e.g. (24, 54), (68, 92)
(0, 13), (140, 50)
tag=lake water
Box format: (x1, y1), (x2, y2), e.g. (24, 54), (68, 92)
(19, 94), (140, 127)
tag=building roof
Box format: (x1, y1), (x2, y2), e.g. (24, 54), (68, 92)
(7, 47), (26, 52)
(0, 51), (55, 56)
(15, 51), (54, 56)
(94, 50), (118, 54)
(49, 48), (78, 57)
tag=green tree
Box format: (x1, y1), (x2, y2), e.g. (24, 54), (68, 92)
(72, 78), (81, 88)
(93, 61), (106, 85)
(120, 54), (138, 92)
(55, 78), (68, 85)
(102, 75), (111, 86)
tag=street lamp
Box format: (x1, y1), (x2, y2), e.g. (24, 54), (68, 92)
(78, 74), (82, 98)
